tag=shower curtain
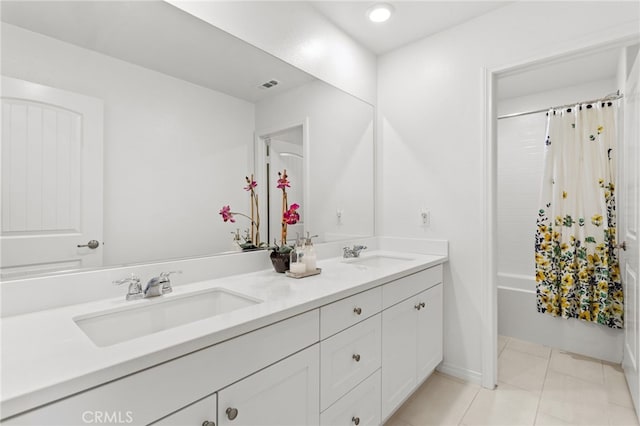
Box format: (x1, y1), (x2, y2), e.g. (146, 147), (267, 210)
(534, 102), (623, 329)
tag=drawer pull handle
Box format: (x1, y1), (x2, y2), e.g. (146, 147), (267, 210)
(202, 421), (216, 426)
(420, 302), (426, 308)
(352, 416), (361, 425)
(353, 307), (362, 315)
(414, 303), (422, 310)
(226, 407), (238, 421)
(352, 353), (361, 362)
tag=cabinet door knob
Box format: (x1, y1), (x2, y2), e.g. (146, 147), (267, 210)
(420, 302), (426, 308)
(226, 407), (238, 421)
(352, 353), (361, 362)
(353, 307), (362, 315)
(414, 303), (422, 310)
(352, 416), (361, 425)
(202, 421), (216, 426)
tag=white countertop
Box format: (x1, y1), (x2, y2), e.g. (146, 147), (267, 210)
(1, 250), (447, 419)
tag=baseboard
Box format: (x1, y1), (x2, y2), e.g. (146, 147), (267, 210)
(437, 362), (483, 386)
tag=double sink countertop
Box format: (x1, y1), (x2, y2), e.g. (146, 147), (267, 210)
(1, 250), (447, 419)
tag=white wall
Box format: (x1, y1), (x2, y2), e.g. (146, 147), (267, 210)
(167, 1), (377, 105)
(497, 79), (624, 363)
(377, 2), (640, 382)
(2, 24), (255, 266)
(255, 80), (375, 242)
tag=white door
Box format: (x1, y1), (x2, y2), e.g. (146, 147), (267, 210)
(622, 47), (640, 416)
(1, 76), (103, 277)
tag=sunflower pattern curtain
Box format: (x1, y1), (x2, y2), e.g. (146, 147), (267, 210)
(534, 102), (623, 329)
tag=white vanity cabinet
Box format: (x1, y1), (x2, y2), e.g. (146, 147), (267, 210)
(218, 345), (320, 426)
(3, 259), (446, 426)
(4, 311), (319, 426)
(381, 267), (443, 421)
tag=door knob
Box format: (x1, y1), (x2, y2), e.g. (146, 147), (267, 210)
(352, 353), (361, 362)
(353, 307), (362, 315)
(617, 241), (627, 251)
(77, 240), (100, 249)
(202, 421), (216, 426)
(352, 416), (361, 425)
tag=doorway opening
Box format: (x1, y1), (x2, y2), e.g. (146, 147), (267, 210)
(258, 124), (305, 245)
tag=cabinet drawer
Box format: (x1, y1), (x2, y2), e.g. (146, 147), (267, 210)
(382, 265), (442, 309)
(321, 286), (382, 339)
(320, 369), (381, 426)
(320, 314), (381, 410)
(153, 394), (217, 426)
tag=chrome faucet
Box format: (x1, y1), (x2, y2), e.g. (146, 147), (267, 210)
(144, 271), (182, 298)
(114, 271), (182, 301)
(343, 245), (367, 258)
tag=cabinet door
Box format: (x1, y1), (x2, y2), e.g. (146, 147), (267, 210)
(381, 296), (418, 420)
(218, 344), (320, 426)
(416, 284), (443, 382)
(153, 394), (217, 426)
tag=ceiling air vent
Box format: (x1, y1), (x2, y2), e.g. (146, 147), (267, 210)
(259, 79), (279, 89)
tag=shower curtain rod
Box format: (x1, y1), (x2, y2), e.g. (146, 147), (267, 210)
(497, 90), (623, 120)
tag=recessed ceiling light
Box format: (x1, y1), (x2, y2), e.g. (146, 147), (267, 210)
(367, 3), (394, 23)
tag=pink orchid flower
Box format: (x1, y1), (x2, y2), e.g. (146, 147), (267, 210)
(283, 203), (300, 225)
(244, 178), (257, 191)
(219, 205), (235, 223)
(277, 172), (290, 189)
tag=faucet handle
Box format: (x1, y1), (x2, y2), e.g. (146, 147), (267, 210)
(113, 273), (140, 286)
(159, 270), (182, 294)
(113, 274), (143, 300)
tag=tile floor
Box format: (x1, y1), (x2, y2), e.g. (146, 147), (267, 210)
(385, 336), (638, 426)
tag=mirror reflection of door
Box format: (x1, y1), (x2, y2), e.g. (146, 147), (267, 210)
(1, 76), (104, 278)
(263, 125), (304, 245)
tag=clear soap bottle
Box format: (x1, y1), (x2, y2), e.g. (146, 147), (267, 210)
(289, 235), (306, 274)
(303, 233), (318, 272)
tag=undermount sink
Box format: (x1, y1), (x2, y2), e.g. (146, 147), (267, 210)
(343, 254), (414, 268)
(74, 288), (262, 347)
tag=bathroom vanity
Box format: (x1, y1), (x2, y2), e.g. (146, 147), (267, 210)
(1, 250), (446, 425)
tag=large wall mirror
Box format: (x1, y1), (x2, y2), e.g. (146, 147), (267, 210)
(0, 1), (374, 279)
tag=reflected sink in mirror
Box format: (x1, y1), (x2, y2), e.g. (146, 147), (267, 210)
(74, 288), (262, 347)
(342, 255), (415, 268)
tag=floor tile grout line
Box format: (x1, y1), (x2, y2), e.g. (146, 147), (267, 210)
(456, 383), (482, 425)
(532, 350), (552, 426)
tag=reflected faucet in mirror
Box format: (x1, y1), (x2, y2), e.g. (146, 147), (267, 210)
(343, 245), (367, 258)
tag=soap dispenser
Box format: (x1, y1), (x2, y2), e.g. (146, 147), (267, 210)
(303, 233), (318, 272)
(289, 235), (306, 274)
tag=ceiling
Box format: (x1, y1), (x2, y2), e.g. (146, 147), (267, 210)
(1, 1), (316, 103)
(311, 1), (509, 55)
